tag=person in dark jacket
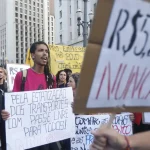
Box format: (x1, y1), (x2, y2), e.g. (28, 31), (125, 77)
(0, 66), (7, 150)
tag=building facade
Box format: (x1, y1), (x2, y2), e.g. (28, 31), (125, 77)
(0, 0), (54, 65)
(54, 0), (98, 47)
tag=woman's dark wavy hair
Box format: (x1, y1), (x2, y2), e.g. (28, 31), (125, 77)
(71, 73), (80, 88)
(56, 70), (66, 83)
(30, 41), (53, 88)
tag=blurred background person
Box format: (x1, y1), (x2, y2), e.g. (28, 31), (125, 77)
(64, 69), (72, 82)
(67, 73), (80, 98)
(56, 70), (67, 88)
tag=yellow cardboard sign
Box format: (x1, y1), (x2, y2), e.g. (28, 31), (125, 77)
(25, 45), (85, 75)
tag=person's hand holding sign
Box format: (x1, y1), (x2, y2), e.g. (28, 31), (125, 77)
(90, 126), (128, 150)
(1, 110), (10, 120)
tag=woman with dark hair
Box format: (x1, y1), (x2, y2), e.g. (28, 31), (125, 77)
(67, 73), (80, 98)
(56, 70), (67, 88)
(1, 41), (59, 150)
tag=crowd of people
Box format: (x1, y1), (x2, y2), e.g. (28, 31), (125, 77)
(0, 41), (150, 150)
(0, 41), (80, 150)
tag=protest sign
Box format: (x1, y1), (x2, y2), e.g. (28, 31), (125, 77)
(71, 113), (132, 150)
(7, 64), (30, 91)
(25, 45), (85, 74)
(5, 87), (75, 150)
(74, 0), (150, 114)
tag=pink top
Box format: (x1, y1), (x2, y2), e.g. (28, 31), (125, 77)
(13, 68), (56, 92)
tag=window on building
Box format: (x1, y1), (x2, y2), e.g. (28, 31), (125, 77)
(20, 3), (23, 7)
(70, 32), (72, 40)
(15, 19), (18, 23)
(20, 14), (23, 18)
(25, 21), (27, 24)
(70, 5), (71, 14)
(37, 3), (39, 7)
(20, 8), (23, 13)
(60, 22), (62, 30)
(15, 1), (18, 5)
(59, 10), (62, 18)
(51, 22), (53, 26)
(16, 54), (19, 58)
(94, 3), (97, 12)
(29, 0), (31, 4)
(20, 20), (23, 24)
(51, 32), (53, 36)
(16, 24), (18, 29)
(33, 1), (35, 5)
(33, 18), (36, 22)
(25, 10), (27, 14)
(77, 0), (79, 9)
(41, 4), (43, 8)
(29, 11), (31, 15)
(33, 7), (35, 11)
(21, 60), (24, 64)
(15, 13), (18, 17)
(29, 22), (31, 25)
(60, 34), (62, 43)
(25, 15), (27, 19)
(33, 12), (35, 16)
(25, 0), (27, 3)
(70, 18), (71, 26)
(15, 7), (18, 11)
(52, 37), (53, 41)
(25, 4), (27, 8)
(29, 5), (31, 9)
(51, 17), (53, 21)
(59, 0), (62, 6)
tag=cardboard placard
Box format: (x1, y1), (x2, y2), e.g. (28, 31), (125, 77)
(7, 64), (30, 91)
(74, 0), (150, 114)
(5, 88), (75, 150)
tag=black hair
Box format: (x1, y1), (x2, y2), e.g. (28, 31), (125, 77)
(71, 73), (80, 88)
(64, 68), (72, 82)
(30, 41), (53, 88)
(56, 70), (66, 83)
(64, 69), (72, 74)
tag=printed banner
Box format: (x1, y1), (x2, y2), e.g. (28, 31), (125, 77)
(25, 45), (85, 75)
(6, 64), (30, 91)
(5, 87), (75, 150)
(71, 113), (132, 150)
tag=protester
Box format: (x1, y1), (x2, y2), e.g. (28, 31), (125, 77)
(56, 70), (67, 88)
(90, 125), (150, 150)
(1, 41), (60, 150)
(64, 69), (72, 82)
(67, 73), (80, 98)
(0, 66), (7, 150)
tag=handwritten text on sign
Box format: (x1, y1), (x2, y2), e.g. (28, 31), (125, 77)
(6, 64), (29, 91)
(71, 113), (132, 150)
(87, 0), (150, 108)
(5, 88), (75, 150)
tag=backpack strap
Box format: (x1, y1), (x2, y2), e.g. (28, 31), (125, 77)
(20, 69), (27, 91)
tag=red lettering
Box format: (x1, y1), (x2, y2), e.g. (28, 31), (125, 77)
(96, 66), (107, 99)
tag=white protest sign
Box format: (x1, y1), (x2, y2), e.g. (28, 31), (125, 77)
(7, 64), (30, 91)
(87, 0), (150, 108)
(5, 87), (75, 150)
(71, 113), (132, 150)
